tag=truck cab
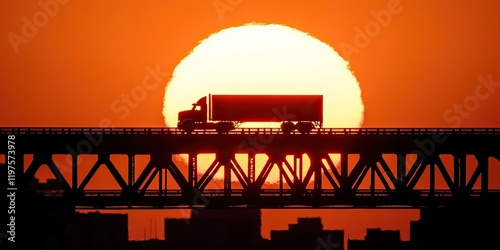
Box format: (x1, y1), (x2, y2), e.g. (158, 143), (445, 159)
(177, 96), (207, 133)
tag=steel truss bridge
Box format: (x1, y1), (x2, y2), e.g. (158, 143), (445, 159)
(1, 127), (500, 209)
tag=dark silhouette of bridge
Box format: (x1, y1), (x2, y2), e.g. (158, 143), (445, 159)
(2, 127), (500, 209)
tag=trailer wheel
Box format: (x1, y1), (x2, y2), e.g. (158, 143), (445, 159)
(216, 122), (233, 134)
(281, 122), (295, 134)
(183, 120), (195, 134)
(216, 126), (226, 134)
(296, 122), (313, 134)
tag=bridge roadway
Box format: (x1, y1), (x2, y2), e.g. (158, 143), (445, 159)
(25, 188), (500, 209)
(1, 127), (499, 154)
(2, 127), (500, 209)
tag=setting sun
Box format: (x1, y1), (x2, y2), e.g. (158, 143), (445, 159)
(163, 23), (364, 182)
(164, 23), (364, 128)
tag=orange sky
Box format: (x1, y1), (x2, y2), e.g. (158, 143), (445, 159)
(2, 0), (500, 242)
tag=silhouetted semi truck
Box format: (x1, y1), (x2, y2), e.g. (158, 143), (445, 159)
(177, 94), (323, 134)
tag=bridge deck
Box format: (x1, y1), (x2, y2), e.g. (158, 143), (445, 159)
(1, 127), (500, 135)
(2, 127), (500, 209)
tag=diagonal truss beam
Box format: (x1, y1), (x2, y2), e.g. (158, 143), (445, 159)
(276, 162), (294, 188)
(348, 156), (368, 188)
(435, 156), (456, 192)
(320, 164), (340, 190)
(254, 157), (275, 189)
(141, 168), (159, 194)
(166, 159), (189, 190)
(323, 154), (342, 181)
(78, 160), (102, 191)
(377, 155), (397, 186)
(283, 159), (300, 184)
(466, 154), (488, 192)
(371, 162), (392, 192)
(230, 156), (249, 188)
(48, 161), (71, 192)
(196, 158), (222, 191)
(407, 160), (428, 190)
(133, 154), (189, 194)
(102, 156), (128, 191)
(23, 154), (71, 192)
(79, 154), (127, 192)
(133, 160), (155, 192)
(405, 155), (429, 189)
(352, 163), (370, 191)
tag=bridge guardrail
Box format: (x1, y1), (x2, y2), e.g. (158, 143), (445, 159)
(1, 127), (500, 135)
(29, 188), (500, 197)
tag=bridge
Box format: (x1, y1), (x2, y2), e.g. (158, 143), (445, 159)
(1, 127), (500, 209)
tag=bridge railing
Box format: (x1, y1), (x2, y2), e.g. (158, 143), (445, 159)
(1, 127), (500, 135)
(29, 188), (500, 197)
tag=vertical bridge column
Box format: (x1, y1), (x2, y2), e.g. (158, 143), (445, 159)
(72, 153), (78, 192)
(430, 157), (435, 198)
(339, 153), (350, 196)
(158, 162), (164, 197)
(220, 152), (232, 197)
(188, 153), (197, 187)
(128, 154), (135, 188)
(310, 153), (322, 197)
(294, 154), (303, 182)
(478, 154), (489, 196)
(396, 153), (406, 191)
(454, 154), (466, 195)
(248, 152), (255, 184)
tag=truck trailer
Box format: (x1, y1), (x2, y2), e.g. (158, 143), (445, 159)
(177, 94), (323, 134)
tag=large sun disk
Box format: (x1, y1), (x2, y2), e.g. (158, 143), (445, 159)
(163, 23), (364, 182)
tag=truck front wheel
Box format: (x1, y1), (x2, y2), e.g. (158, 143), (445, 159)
(182, 120), (195, 134)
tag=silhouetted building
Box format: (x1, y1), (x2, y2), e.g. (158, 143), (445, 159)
(27, 210), (128, 250)
(270, 217), (344, 250)
(164, 218), (189, 249)
(128, 238), (167, 250)
(410, 206), (500, 250)
(165, 208), (265, 250)
(16, 176), (129, 249)
(348, 228), (410, 250)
